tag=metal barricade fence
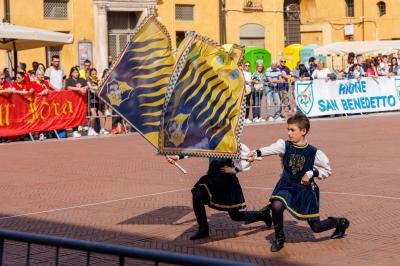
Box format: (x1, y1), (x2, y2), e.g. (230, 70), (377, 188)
(244, 81), (296, 122)
(0, 229), (253, 266)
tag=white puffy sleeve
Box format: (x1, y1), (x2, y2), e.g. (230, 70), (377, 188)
(257, 139), (286, 157)
(306, 150), (332, 180)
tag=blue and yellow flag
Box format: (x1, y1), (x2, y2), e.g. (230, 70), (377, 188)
(159, 32), (246, 158)
(97, 16), (174, 147)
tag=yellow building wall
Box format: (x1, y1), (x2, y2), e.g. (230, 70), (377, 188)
(156, 0), (219, 48)
(300, 0), (400, 43)
(1, 0), (95, 74)
(225, 0), (285, 61)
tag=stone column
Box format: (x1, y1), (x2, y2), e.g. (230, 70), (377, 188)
(94, 3), (108, 73)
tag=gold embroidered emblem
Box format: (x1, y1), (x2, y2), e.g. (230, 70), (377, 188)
(288, 154), (306, 175)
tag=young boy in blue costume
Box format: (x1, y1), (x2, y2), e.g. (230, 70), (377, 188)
(247, 112), (349, 252)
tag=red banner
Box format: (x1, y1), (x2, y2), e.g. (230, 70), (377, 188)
(0, 91), (87, 137)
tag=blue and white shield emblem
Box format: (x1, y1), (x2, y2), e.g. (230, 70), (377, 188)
(296, 82), (314, 115)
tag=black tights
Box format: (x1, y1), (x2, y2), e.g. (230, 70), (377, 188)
(192, 187), (262, 227)
(270, 200), (336, 233)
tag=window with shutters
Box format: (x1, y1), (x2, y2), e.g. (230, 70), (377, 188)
(175, 5), (194, 21)
(284, 0), (301, 46)
(44, 0), (68, 19)
(107, 12), (141, 61)
(345, 0), (354, 17)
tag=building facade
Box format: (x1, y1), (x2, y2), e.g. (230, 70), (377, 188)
(300, 0), (400, 45)
(1, 0), (400, 74)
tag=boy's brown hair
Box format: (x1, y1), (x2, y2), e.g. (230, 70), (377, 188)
(287, 112), (310, 134)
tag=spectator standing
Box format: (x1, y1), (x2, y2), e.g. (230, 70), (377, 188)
(0, 73), (11, 94)
(242, 62), (253, 124)
(356, 54), (368, 72)
(79, 60), (91, 79)
(344, 52), (355, 75)
(101, 68), (114, 130)
(66, 67), (87, 138)
(397, 50), (400, 66)
(45, 55), (65, 92)
(17, 63), (31, 86)
(251, 63), (266, 123)
(12, 72), (31, 94)
(31, 70), (53, 96)
(31, 61), (39, 74)
(312, 62), (331, 80)
(31, 69), (54, 141)
(378, 55), (390, 76)
(277, 58), (291, 113)
(87, 68), (109, 136)
(367, 59), (379, 77)
(352, 64), (364, 79)
(265, 61), (283, 122)
(307, 57), (317, 77)
(389, 57), (399, 75)
(3, 68), (12, 85)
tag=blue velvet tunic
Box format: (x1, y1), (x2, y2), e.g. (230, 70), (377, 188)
(269, 141), (320, 221)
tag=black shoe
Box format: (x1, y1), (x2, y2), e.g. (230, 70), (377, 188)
(271, 225), (285, 252)
(190, 227), (209, 240)
(330, 217), (350, 239)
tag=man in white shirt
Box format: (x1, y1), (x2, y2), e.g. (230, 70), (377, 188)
(44, 55), (65, 92)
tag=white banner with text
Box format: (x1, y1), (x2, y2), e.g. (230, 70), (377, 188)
(295, 77), (400, 117)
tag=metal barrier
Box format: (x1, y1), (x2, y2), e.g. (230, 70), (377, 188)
(244, 81), (296, 122)
(0, 229), (253, 266)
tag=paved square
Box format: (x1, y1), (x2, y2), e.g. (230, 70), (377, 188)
(0, 113), (399, 265)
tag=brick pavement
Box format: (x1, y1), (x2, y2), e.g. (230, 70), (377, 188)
(0, 113), (399, 265)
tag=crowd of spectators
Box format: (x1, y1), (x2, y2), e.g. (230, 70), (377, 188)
(0, 56), (128, 143)
(240, 50), (400, 124)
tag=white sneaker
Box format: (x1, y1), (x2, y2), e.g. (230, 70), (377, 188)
(100, 128), (109, 135)
(104, 109), (112, 116)
(259, 118), (266, 122)
(83, 126), (89, 132)
(245, 118), (252, 124)
(39, 133), (45, 141)
(275, 117), (284, 122)
(253, 118), (259, 123)
(88, 128), (99, 136)
(72, 131), (81, 138)
(267, 117), (274, 122)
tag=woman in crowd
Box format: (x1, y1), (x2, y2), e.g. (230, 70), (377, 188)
(251, 63), (266, 123)
(0, 72), (11, 94)
(31, 69), (54, 96)
(66, 67), (87, 138)
(242, 62), (253, 124)
(87, 68), (109, 135)
(367, 59), (379, 77)
(389, 57), (399, 75)
(30, 69), (55, 140)
(12, 72), (32, 94)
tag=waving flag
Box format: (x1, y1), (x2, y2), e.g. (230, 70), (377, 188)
(159, 32), (246, 158)
(97, 16), (174, 147)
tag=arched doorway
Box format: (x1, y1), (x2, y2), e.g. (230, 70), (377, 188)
(284, 0), (300, 46)
(240, 23), (265, 48)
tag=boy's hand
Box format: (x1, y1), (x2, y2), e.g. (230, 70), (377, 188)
(246, 151), (257, 162)
(166, 155), (179, 164)
(301, 175), (310, 186)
